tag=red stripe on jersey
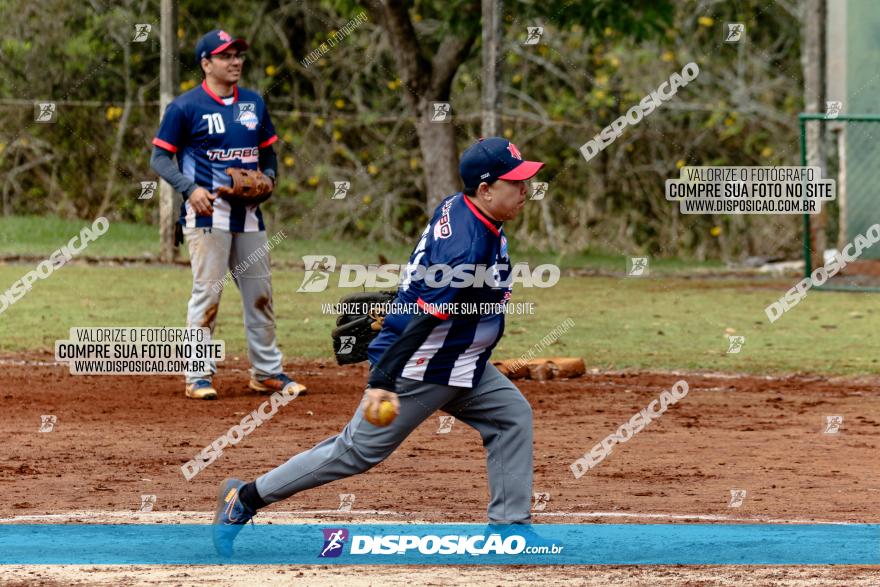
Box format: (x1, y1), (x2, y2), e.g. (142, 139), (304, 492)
(152, 137), (177, 153)
(463, 195), (500, 236)
(417, 297), (450, 320)
(259, 135), (278, 148)
(201, 80), (238, 106)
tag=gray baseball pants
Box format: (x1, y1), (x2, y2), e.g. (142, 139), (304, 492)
(255, 363), (534, 524)
(183, 227), (283, 384)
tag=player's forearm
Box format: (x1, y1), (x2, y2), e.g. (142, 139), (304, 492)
(258, 145), (277, 182)
(150, 147), (198, 198)
(368, 311), (444, 391)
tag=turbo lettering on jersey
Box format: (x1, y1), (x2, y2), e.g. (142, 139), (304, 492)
(206, 146), (260, 162)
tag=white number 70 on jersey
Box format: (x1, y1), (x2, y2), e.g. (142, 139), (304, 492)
(202, 113), (225, 134)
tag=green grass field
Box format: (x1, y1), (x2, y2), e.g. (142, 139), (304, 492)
(1, 258), (877, 375)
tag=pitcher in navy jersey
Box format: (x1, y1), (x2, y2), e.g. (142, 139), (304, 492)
(150, 29), (305, 400)
(211, 138), (544, 557)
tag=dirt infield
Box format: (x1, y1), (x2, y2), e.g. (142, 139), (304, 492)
(2, 354), (879, 584)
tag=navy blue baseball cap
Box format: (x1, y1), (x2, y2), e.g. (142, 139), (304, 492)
(195, 29), (248, 65)
(459, 137), (544, 190)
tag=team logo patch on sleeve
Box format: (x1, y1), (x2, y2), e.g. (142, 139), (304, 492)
(433, 198), (455, 240)
(235, 103), (259, 130)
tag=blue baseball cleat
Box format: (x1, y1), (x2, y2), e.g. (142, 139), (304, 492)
(212, 478), (256, 558)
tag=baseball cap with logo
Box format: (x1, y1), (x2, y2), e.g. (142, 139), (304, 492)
(459, 137), (544, 191)
(195, 29), (249, 65)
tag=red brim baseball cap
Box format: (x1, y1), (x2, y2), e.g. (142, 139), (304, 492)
(212, 38), (248, 55)
(498, 160), (544, 181)
(195, 29), (249, 65)
(460, 137), (545, 189)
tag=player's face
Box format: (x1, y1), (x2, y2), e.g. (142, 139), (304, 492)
(205, 49), (244, 84)
(485, 179), (527, 221)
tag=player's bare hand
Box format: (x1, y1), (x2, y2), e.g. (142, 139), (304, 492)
(361, 387), (400, 423)
(189, 187), (216, 216)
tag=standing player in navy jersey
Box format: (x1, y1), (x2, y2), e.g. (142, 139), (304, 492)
(212, 137), (545, 557)
(150, 29), (305, 400)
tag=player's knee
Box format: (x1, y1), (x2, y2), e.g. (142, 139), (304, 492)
(190, 285), (222, 308)
(509, 396), (533, 427)
(487, 396), (532, 439)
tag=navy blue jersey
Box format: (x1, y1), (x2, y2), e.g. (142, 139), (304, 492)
(368, 193), (512, 388)
(153, 81), (277, 232)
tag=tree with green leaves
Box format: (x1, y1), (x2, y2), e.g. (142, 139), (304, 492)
(354, 0), (673, 208)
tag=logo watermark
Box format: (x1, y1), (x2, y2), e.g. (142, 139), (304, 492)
(580, 63), (699, 162)
(1, 217), (108, 316)
(437, 416), (455, 434)
(39, 415), (57, 433)
(825, 101), (842, 119)
(319, 528), (349, 557)
(213, 229), (287, 294)
(34, 102), (57, 123)
(725, 23), (745, 42)
(301, 12), (368, 68)
(523, 27), (544, 45)
(431, 102), (451, 123)
(505, 318), (575, 375)
(345, 532), (563, 556)
(181, 383), (303, 480)
(728, 489), (747, 508)
(627, 257), (649, 277)
(323, 300), (535, 317)
(138, 494), (156, 512)
(338, 494), (356, 512)
(766, 224), (880, 323)
(570, 380), (690, 478)
(138, 181), (157, 200)
(132, 24), (152, 42)
(726, 335), (745, 354)
(530, 181), (548, 201)
(824, 415), (843, 434)
(298, 255), (336, 293)
(533, 492), (550, 511)
(332, 181), (350, 200)
(55, 327), (223, 375)
(296, 255), (560, 292)
(337, 336), (356, 355)
(666, 166), (835, 214)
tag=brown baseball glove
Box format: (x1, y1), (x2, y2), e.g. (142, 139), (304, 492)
(215, 168), (274, 206)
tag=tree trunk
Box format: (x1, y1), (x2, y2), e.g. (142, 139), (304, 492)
(415, 113), (461, 210)
(802, 0), (826, 270)
(370, 0), (478, 212)
(481, 0), (502, 137)
(97, 38), (132, 219)
(159, 0), (179, 262)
